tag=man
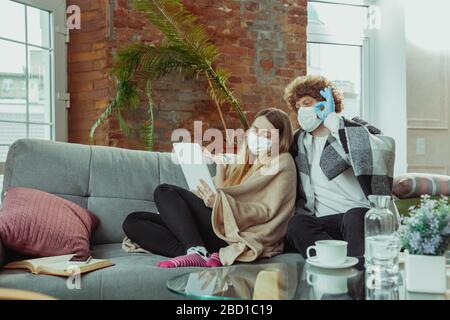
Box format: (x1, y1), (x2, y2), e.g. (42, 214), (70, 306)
(284, 75), (396, 259)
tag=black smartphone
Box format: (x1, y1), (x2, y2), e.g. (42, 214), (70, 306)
(68, 255), (92, 264)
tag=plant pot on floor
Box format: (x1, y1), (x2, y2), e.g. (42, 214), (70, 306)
(405, 252), (447, 294)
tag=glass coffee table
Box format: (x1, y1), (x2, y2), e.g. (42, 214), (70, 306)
(167, 258), (449, 300)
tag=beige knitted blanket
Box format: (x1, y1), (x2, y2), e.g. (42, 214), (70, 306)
(121, 236), (151, 254)
(212, 153), (297, 266)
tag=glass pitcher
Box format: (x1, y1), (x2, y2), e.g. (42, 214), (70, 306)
(364, 195), (396, 268)
(364, 195), (401, 289)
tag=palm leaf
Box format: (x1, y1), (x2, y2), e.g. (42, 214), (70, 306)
(91, 0), (249, 149)
(144, 81), (155, 150)
(135, 46), (198, 81)
(206, 67), (249, 129)
(89, 79), (139, 142)
(89, 101), (115, 144)
(132, 0), (218, 64)
(116, 111), (132, 137)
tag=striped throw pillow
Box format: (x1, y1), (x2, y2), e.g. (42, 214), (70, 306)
(392, 173), (450, 199)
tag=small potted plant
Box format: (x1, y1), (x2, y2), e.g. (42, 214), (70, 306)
(399, 195), (450, 294)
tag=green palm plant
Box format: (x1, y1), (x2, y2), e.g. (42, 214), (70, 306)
(90, 0), (249, 150)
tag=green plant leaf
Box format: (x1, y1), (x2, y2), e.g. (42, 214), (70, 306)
(91, 0), (249, 148)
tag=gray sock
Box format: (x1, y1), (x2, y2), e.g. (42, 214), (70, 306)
(187, 246), (209, 260)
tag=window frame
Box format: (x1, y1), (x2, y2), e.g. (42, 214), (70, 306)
(0, 0), (67, 177)
(307, 0), (372, 121)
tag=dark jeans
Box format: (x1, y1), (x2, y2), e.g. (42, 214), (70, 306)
(122, 184), (227, 258)
(285, 207), (369, 258)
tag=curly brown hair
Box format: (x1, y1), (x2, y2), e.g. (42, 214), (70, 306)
(284, 75), (344, 113)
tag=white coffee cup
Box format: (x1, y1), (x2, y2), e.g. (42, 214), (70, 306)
(306, 240), (348, 266)
(306, 271), (348, 296)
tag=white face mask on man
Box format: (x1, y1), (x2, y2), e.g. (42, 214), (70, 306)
(247, 130), (273, 155)
(297, 106), (323, 132)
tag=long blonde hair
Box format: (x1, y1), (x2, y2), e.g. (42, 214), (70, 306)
(222, 108), (293, 187)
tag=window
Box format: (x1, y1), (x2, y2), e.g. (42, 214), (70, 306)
(307, 0), (372, 119)
(0, 0), (67, 196)
(307, 43), (362, 118)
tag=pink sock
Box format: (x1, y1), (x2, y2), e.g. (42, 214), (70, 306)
(206, 252), (223, 267)
(157, 253), (208, 268)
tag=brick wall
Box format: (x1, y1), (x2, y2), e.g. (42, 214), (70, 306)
(67, 0), (307, 151)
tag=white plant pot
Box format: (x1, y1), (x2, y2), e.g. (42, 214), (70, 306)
(405, 253), (447, 294)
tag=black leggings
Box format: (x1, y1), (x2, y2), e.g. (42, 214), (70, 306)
(122, 184), (227, 257)
(285, 207), (369, 258)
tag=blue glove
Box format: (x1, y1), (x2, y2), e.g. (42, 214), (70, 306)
(314, 87), (336, 121)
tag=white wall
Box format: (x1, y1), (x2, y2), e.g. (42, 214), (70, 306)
(404, 0), (450, 175)
(369, 0), (407, 176)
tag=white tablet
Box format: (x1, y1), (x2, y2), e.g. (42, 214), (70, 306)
(173, 143), (217, 192)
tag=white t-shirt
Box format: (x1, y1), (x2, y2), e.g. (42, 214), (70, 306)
(306, 114), (370, 217)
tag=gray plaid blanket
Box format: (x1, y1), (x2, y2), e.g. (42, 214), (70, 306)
(290, 116), (396, 215)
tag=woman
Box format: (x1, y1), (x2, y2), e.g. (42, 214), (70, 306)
(122, 108), (297, 268)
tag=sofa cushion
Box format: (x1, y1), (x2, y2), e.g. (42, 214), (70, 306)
(89, 198), (157, 244)
(1, 140), (216, 246)
(0, 243), (305, 300)
(89, 146), (160, 201)
(0, 187), (98, 257)
(392, 173), (450, 199)
(2, 139), (91, 201)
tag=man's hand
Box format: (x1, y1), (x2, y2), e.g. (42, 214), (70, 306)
(314, 87), (336, 121)
(197, 180), (217, 208)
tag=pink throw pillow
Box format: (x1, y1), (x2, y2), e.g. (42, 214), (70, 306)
(0, 187), (98, 257)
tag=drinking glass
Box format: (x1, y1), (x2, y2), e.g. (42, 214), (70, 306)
(366, 232), (401, 287)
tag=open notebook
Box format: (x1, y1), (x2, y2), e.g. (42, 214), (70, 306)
(4, 254), (114, 277)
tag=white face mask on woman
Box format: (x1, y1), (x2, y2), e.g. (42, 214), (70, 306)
(297, 106), (323, 132)
(247, 130), (273, 155)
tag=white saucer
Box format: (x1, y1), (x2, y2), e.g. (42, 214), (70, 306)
(306, 265), (359, 278)
(306, 256), (359, 269)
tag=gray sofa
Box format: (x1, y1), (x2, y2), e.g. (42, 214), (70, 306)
(0, 139), (304, 300)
